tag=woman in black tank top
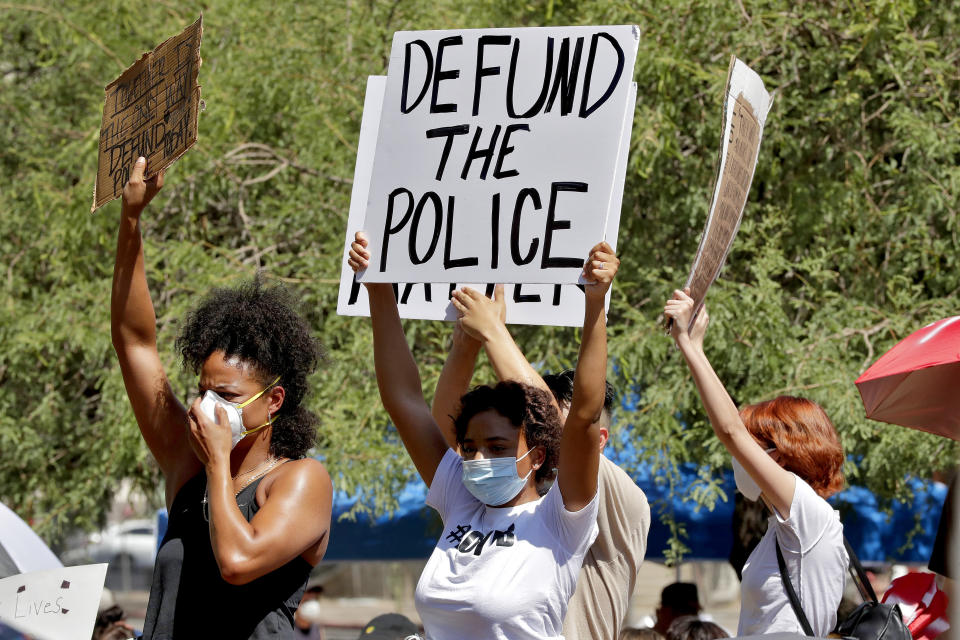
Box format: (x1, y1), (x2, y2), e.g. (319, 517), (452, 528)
(111, 160), (332, 638)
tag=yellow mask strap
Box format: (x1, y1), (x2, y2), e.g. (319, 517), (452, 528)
(241, 413), (277, 438)
(237, 375), (282, 409)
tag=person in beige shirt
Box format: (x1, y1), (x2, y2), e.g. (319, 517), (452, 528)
(431, 281), (650, 640)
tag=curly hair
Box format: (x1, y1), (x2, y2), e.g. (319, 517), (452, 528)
(175, 278), (323, 459)
(739, 395), (845, 498)
(543, 368), (616, 424)
(453, 381), (562, 486)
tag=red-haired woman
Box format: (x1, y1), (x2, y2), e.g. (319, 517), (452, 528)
(664, 290), (847, 636)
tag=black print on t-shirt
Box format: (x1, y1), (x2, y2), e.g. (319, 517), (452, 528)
(445, 523), (516, 556)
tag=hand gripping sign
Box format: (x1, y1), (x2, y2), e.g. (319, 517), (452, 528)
(355, 26), (640, 286)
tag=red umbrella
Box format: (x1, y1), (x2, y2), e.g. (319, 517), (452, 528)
(855, 315), (960, 441)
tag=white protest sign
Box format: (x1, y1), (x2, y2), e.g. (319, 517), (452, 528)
(0, 564), (107, 640)
(338, 76), (636, 327)
(683, 57), (774, 324)
(358, 26), (639, 285)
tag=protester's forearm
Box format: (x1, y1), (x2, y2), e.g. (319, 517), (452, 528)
(367, 284), (428, 417)
(675, 336), (744, 443)
(569, 296), (607, 425)
(481, 323), (552, 393)
(111, 207), (157, 348)
(431, 336), (481, 446)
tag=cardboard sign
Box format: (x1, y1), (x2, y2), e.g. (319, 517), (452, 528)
(92, 16), (203, 212)
(357, 26), (639, 285)
(338, 76), (636, 327)
(683, 56), (774, 323)
(0, 564), (107, 640)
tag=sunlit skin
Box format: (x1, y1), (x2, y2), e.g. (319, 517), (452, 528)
(112, 157), (332, 587)
(191, 351), (284, 482)
(459, 409), (545, 508)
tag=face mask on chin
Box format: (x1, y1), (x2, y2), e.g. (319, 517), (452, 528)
(198, 375), (280, 449)
(461, 447), (536, 506)
(732, 447), (777, 501)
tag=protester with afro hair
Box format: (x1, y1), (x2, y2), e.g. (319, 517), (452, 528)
(111, 158), (332, 639)
(664, 289), (847, 637)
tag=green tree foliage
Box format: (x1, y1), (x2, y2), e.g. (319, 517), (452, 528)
(1, 1), (957, 555)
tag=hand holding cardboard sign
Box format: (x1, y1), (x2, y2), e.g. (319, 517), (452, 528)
(348, 231), (371, 271)
(664, 288), (709, 351)
(121, 157), (164, 216)
(451, 284), (506, 343)
(581, 241), (619, 301)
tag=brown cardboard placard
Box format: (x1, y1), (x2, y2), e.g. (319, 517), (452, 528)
(91, 16), (203, 212)
(682, 56), (772, 326)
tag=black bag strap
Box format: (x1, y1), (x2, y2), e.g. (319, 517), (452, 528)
(775, 539), (815, 637)
(843, 536), (879, 603)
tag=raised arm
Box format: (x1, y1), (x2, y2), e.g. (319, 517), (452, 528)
(348, 233), (449, 486)
(555, 242), (617, 511)
(111, 158), (198, 503)
(430, 323), (482, 449)
(451, 284), (555, 402)
(664, 290), (795, 517)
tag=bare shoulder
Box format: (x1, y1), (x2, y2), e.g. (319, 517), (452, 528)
(262, 458), (332, 500)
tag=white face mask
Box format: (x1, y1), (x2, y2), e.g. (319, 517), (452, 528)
(461, 448), (535, 506)
(297, 598), (323, 624)
(732, 447), (776, 502)
(198, 375), (280, 449)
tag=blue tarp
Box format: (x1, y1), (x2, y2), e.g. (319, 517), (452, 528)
(323, 448), (949, 563)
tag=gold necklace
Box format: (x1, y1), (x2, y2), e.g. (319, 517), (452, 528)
(233, 456), (284, 496)
(201, 456), (287, 521)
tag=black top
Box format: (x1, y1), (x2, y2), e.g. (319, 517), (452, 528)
(928, 473), (956, 579)
(143, 471), (313, 639)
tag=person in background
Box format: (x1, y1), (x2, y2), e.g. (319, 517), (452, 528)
(111, 158), (332, 638)
(92, 588), (137, 640)
(429, 287), (650, 640)
(653, 583), (701, 637)
(357, 613), (420, 639)
(294, 584), (326, 639)
(665, 616), (728, 640)
(621, 627), (665, 640)
(664, 290), (847, 636)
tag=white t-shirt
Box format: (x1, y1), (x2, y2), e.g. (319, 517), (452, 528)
(737, 474), (848, 636)
(415, 449), (600, 640)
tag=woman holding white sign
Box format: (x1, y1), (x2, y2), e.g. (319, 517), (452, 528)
(663, 290), (847, 636)
(111, 158), (332, 639)
(348, 231), (614, 640)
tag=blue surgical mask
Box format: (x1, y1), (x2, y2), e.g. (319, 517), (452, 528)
(461, 448), (535, 506)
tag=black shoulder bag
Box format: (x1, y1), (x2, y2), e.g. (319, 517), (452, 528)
(775, 538), (911, 640)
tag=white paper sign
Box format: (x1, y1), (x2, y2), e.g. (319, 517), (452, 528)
(0, 564), (107, 640)
(338, 76), (636, 327)
(358, 26), (639, 285)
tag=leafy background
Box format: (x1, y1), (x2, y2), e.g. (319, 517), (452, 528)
(1, 0), (957, 557)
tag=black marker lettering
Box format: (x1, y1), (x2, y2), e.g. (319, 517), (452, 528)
(473, 35), (511, 116)
(510, 187), (541, 265)
(492, 124), (530, 179)
(461, 125), (501, 180)
(431, 36), (462, 113)
(513, 284), (541, 303)
(506, 37), (554, 118)
(401, 40), (433, 114)
(490, 193), (500, 269)
(552, 284), (562, 305)
(426, 125), (470, 180)
(545, 37), (584, 116)
(542, 181), (587, 268)
(408, 191), (443, 264)
(579, 32), (625, 118)
(381, 188), (415, 272)
(444, 195), (479, 269)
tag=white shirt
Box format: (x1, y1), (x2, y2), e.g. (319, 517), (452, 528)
(415, 449), (599, 640)
(738, 474), (848, 636)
